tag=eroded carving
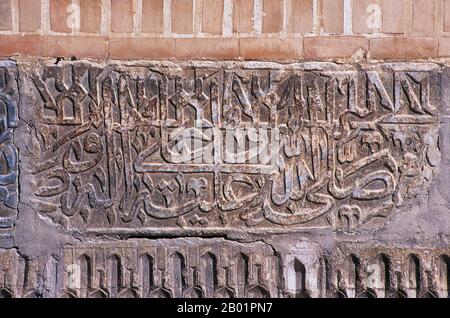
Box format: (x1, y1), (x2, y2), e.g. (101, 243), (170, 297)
(20, 62), (441, 235)
(0, 62), (18, 235)
(2, 243), (450, 298)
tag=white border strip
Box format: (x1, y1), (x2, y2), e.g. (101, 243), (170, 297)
(344, 0), (353, 35)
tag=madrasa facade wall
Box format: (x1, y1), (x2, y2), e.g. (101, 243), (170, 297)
(0, 0), (450, 298)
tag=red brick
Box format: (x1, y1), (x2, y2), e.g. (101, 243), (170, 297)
(444, 0), (450, 32)
(176, 38), (238, 59)
(0, 35), (41, 57)
(304, 36), (368, 60)
(111, 0), (134, 33)
(322, 0), (343, 34)
(0, 0), (12, 31)
(233, 0), (253, 33)
(19, 0), (41, 32)
(172, 0), (193, 34)
(80, 0), (102, 33)
(412, 0), (435, 35)
(202, 0), (223, 34)
(292, 0), (313, 33)
(142, 0), (164, 33)
(110, 37), (175, 59)
(382, 0), (405, 34)
(262, 0), (283, 33)
(50, 0), (71, 33)
(370, 37), (438, 60)
(42, 36), (109, 59)
(353, 0), (381, 34)
(239, 38), (303, 60)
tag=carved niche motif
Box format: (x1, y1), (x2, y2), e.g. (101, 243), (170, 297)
(61, 240), (277, 298)
(0, 62), (18, 234)
(21, 62), (441, 234)
(2, 242), (450, 298)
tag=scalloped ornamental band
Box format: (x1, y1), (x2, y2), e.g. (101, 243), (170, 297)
(9, 61), (440, 237)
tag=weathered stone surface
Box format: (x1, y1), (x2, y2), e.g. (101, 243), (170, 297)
(17, 61), (441, 234)
(1, 242), (450, 298)
(0, 61), (18, 239)
(1, 59), (450, 298)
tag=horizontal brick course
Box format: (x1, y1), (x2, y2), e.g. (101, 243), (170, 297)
(42, 36), (109, 59)
(240, 38), (303, 60)
(370, 37), (438, 60)
(176, 38), (238, 59)
(110, 37), (175, 59)
(0, 0), (446, 60)
(0, 35), (41, 57)
(304, 36), (368, 60)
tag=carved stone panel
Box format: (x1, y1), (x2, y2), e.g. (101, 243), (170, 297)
(1, 242), (450, 298)
(0, 59), (448, 299)
(18, 61), (441, 236)
(0, 61), (18, 237)
(62, 240), (278, 298)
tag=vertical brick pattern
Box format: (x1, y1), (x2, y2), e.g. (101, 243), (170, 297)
(353, 0), (381, 34)
(142, 0), (164, 33)
(111, 0), (134, 33)
(382, 0), (405, 34)
(19, 0), (41, 32)
(0, 0), (12, 31)
(262, 0), (283, 34)
(412, 0), (435, 35)
(233, 0), (254, 33)
(444, 0), (450, 32)
(50, 0), (71, 33)
(172, 0), (193, 34)
(292, 0), (313, 34)
(80, 0), (102, 33)
(321, 0), (343, 34)
(202, 0), (223, 34)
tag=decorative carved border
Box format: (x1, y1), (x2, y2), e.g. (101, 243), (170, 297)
(0, 61), (18, 237)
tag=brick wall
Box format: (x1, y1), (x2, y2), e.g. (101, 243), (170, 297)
(0, 0), (447, 61)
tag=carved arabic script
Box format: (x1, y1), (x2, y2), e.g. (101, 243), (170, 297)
(22, 62), (441, 233)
